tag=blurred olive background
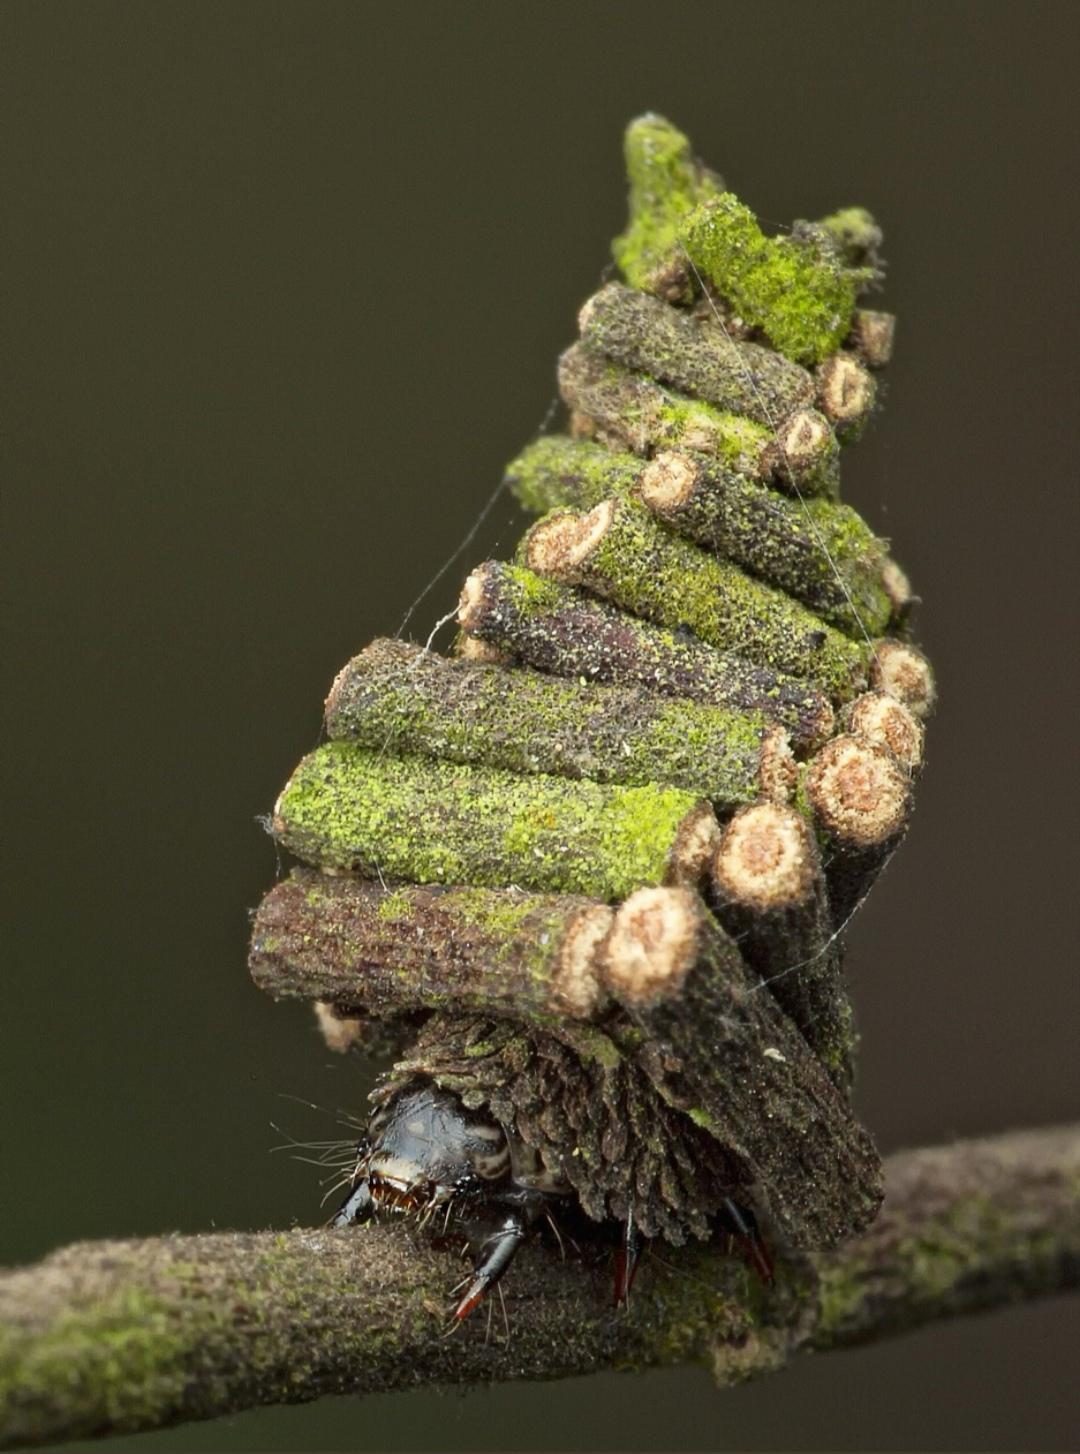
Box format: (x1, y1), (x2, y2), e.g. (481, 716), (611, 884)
(4, 1), (1079, 1449)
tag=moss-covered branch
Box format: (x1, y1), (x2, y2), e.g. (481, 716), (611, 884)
(505, 437), (904, 638)
(521, 497), (868, 700)
(457, 561), (836, 750)
(577, 282), (815, 425)
(2, 1124), (1077, 1450)
(679, 196), (872, 366)
(558, 343), (838, 491)
(271, 742), (719, 902)
(324, 637), (793, 805)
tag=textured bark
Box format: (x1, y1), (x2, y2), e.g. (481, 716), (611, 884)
(558, 342), (838, 492)
(505, 433), (644, 516)
(3, 1126), (1076, 1451)
(711, 804), (855, 1091)
(248, 887), (875, 1249)
(560, 340), (769, 475)
(577, 282), (815, 425)
(505, 437), (899, 640)
(522, 497), (868, 701)
(375, 1013), (745, 1243)
(457, 561), (836, 750)
(602, 888), (880, 1246)
(250, 869), (615, 1022)
(638, 450), (897, 637)
(324, 637), (793, 805)
(271, 741), (718, 903)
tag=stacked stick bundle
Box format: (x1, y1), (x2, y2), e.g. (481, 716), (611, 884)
(251, 114), (936, 1256)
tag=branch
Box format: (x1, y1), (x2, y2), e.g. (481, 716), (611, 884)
(2, 1124), (1078, 1450)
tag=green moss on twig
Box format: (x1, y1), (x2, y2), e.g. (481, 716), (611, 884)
(611, 114), (723, 300)
(681, 196), (873, 365)
(272, 742), (713, 901)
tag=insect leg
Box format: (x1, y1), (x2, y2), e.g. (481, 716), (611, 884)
(331, 1177), (374, 1227)
(613, 1206), (645, 1306)
(453, 1208), (530, 1321)
(720, 1196), (773, 1283)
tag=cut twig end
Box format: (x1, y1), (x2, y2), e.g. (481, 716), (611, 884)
(313, 1001), (366, 1054)
(843, 691), (924, 773)
(759, 726), (798, 802)
(602, 885), (704, 1006)
(323, 660), (352, 723)
(847, 309), (896, 369)
(553, 906), (615, 1018)
(669, 801), (723, 887)
(769, 407), (833, 479)
(454, 633), (511, 664)
(713, 802), (818, 912)
(639, 450), (696, 511)
(815, 353), (876, 431)
(805, 734), (911, 847)
(524, 500), (614, 583)
(881, 558), (914, 619)
(457, 565), (490, 634)
(870, 639), (936, 718)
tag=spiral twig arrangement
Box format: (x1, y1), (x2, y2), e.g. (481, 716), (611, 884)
(250, 115), (935, 1256)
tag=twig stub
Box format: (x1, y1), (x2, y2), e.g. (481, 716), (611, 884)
(521, 496), (869, 700)
(250, 869), (613, 1023)
(711, 803), (856, 1089)
(272, 742), (717, 902)
(457, 561), (836, 749)
(325, 636), (792, 806)
(602, 887), (883, 1246)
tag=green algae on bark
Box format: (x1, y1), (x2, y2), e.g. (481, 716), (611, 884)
(639, 449), (897, 637)
(578, 282), (815, 425)
(325, 637), (793, 806)
(681, 196), (873, 366)
(560, 341), (770, 474)
(458, 560), (835, 750)
(559, 343), (838, 493)
(250, 868), (614, 1022)
(3, 1129), (1075, 1448)
(611, 113), (723, 300)
(522, 497), (869, 701)
(506, 434), (643, 517)
(272, 742), (718, 903)
(506, 437), (901, 639)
